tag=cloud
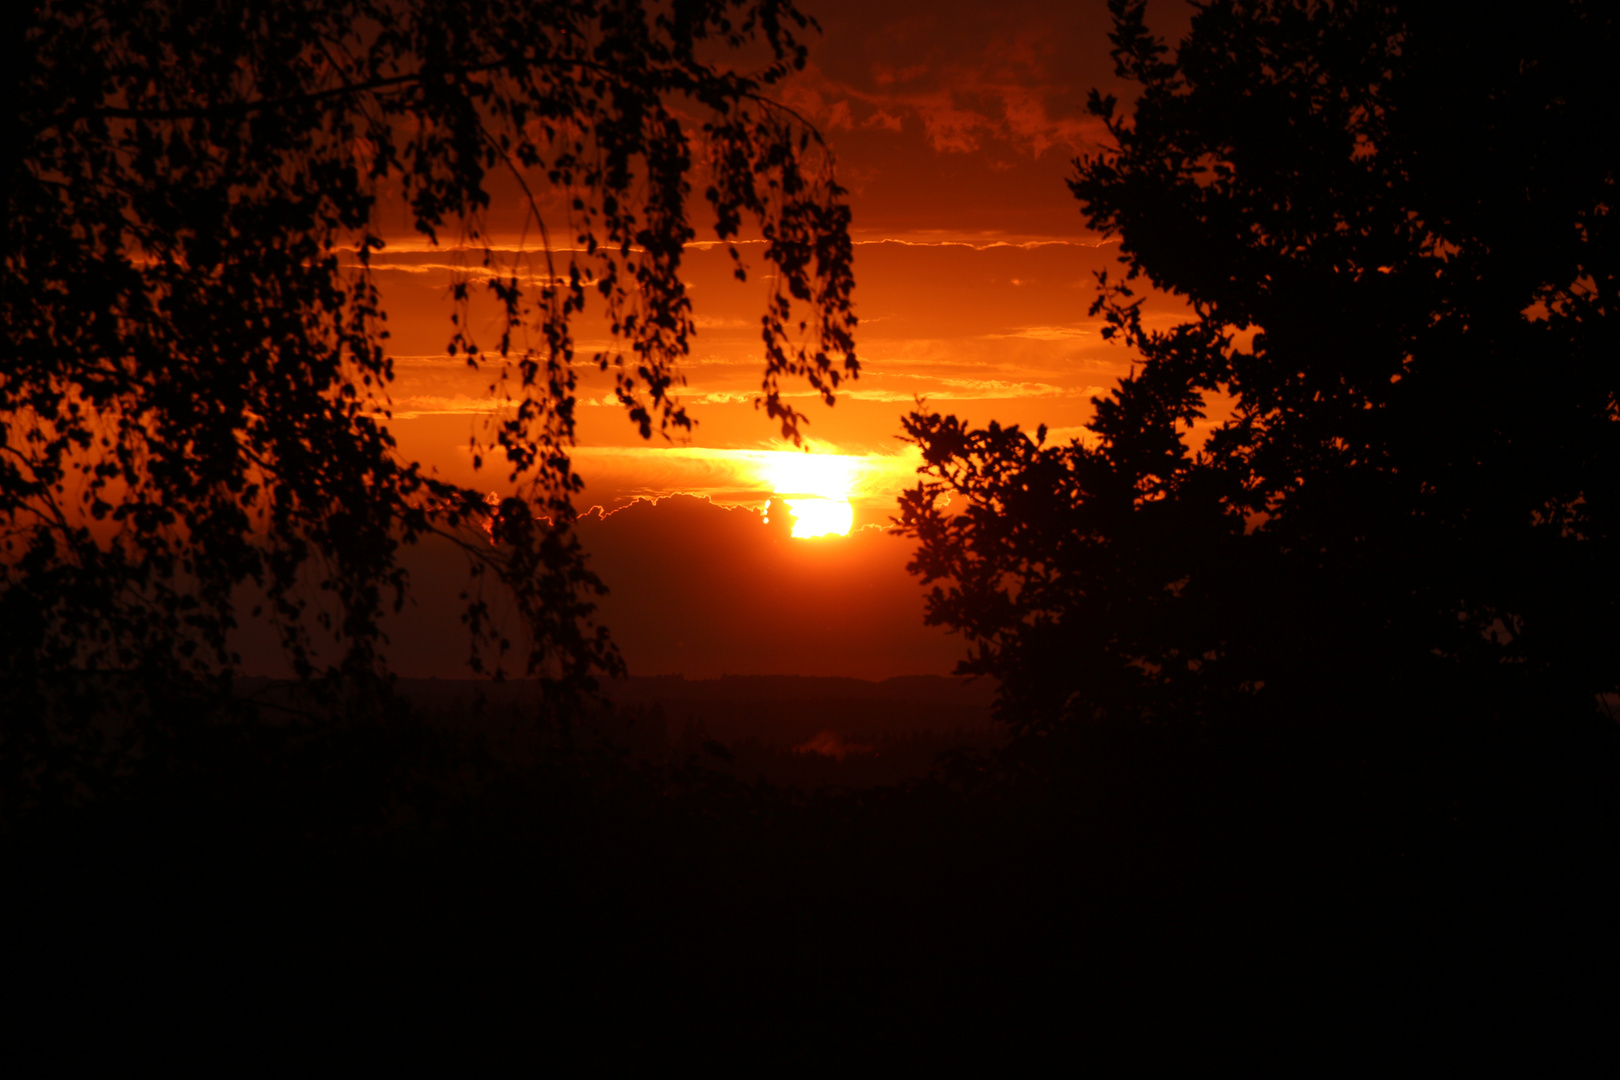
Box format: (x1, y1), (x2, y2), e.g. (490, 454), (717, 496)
(774, 1), (1118, 160)
(570, 444), (926, 510)
(935, 377), (1069, 396)
(787, 72), (1105, 158)
(838, 374), (1073, 402)
(571, 494), (961, 679)
(235, 493), (963, 680)
(689, 391), (755, 405)
(854, 237), (1115, 251)
(372, 394), (507, 419)
(983, 325), (1092, 341)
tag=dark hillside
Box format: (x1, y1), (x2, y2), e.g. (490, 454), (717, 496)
(598, 673), (997, 743)
(366, 674), (1002, 788)
(7, 683), (1618, 1068)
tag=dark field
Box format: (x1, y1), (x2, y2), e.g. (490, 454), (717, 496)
(9, 679), (1617, 1068)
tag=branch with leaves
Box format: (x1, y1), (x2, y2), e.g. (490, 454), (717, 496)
(4, 0), (859, 777)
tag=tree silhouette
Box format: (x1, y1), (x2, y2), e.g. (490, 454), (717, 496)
(4, 0), (856, 762)
(900, 0), (1618, 734)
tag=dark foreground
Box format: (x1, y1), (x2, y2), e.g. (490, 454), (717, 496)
(9, 681), (1618, 1069)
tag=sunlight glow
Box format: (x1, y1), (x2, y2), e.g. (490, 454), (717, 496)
(760, 451), (860, 537)
(782, 496), (855, 538)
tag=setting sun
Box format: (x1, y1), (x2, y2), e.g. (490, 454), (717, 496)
(780, 496), (854, 538)
(760, 451), (858, 538)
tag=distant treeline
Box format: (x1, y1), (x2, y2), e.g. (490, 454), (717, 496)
(232, 673), (1004, 788)
(9, 665), (1618, 1069)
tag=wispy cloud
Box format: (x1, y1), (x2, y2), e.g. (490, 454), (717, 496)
(781, 58), (1108, 160)
(570, 443), (927, 510)
(982, 325), (1092, 341)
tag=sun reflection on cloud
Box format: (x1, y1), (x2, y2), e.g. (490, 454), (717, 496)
(564, 443), (925, 535)
(761, 451), (860, 538)
(779, 496), (855, 538)
(762, 452), (858, 501)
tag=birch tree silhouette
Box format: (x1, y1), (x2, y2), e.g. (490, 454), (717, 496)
(5, 0), (857, 786)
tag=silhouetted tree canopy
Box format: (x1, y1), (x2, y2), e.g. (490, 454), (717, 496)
(4, 0), (856, 749)
(901, 0), (1618, 734)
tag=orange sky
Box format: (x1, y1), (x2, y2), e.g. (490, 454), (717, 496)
(309, 1), (1199, 679)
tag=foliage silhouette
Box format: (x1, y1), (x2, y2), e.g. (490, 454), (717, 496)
(5, 0), (857, 793)
(9, 5), (1616, 1063)
(900, 0), (1619, 735)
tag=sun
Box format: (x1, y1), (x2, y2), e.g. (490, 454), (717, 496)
(780, 496), (854, 538)
(760, 451), (858, 538)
